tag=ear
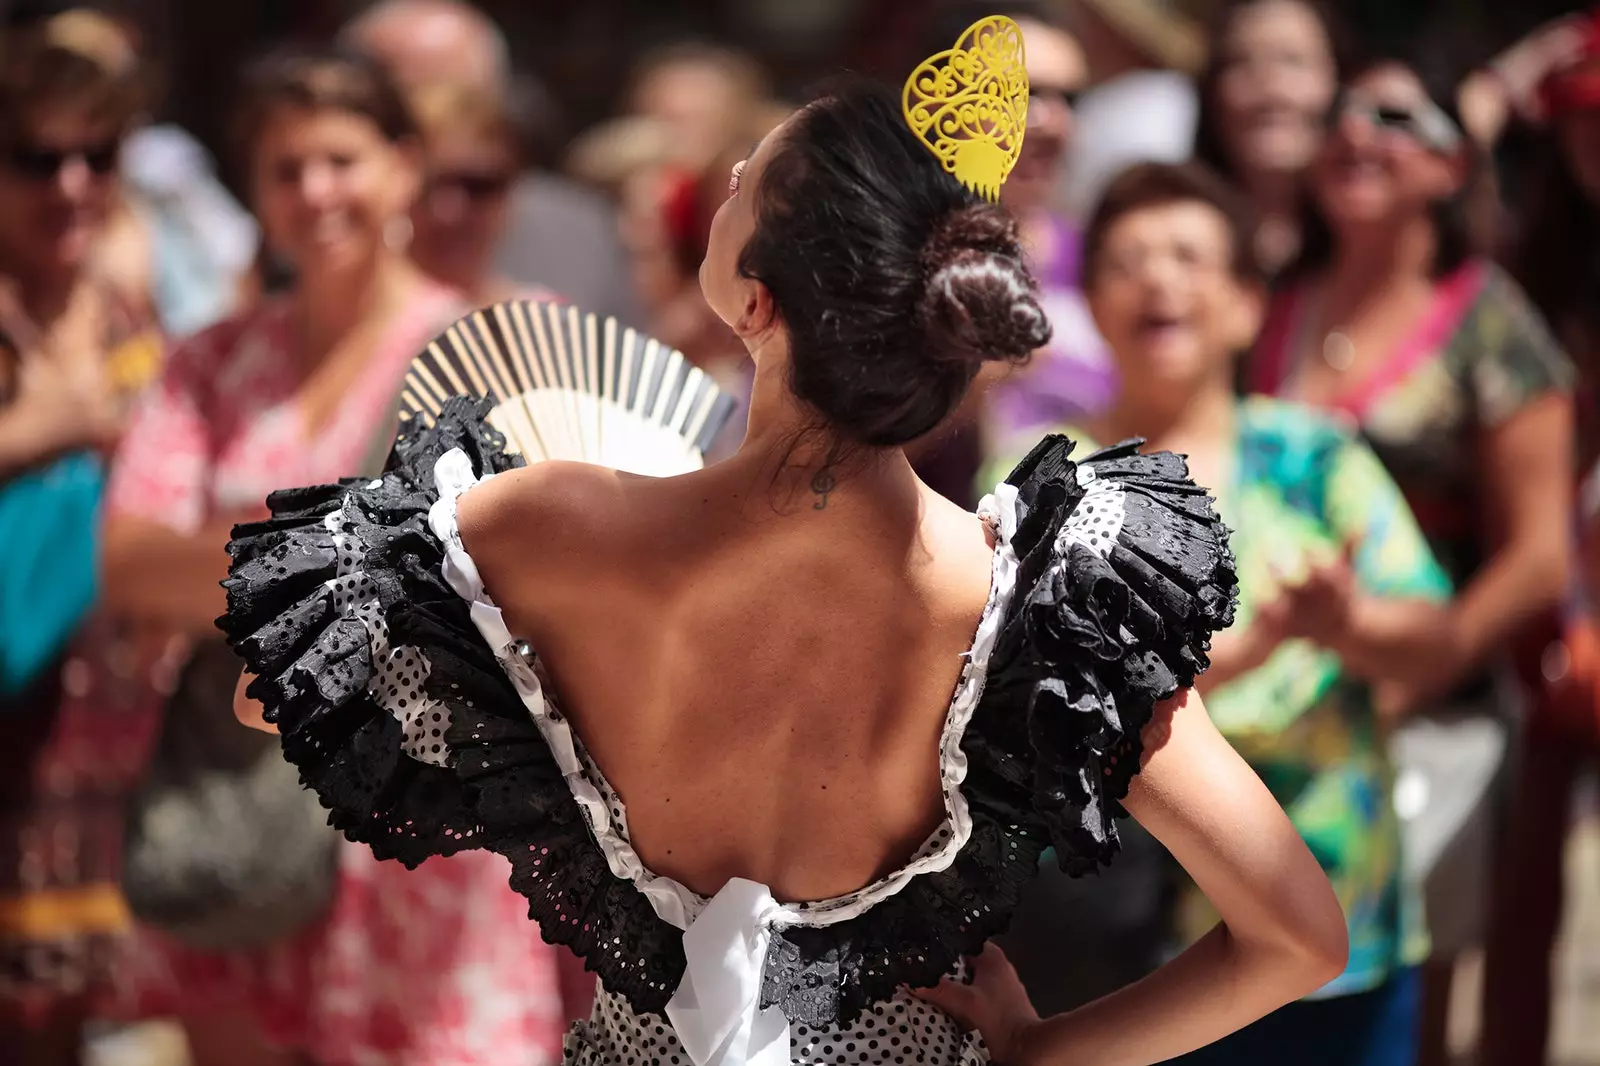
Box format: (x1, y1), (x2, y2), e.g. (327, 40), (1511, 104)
(731, 275), (778, 341)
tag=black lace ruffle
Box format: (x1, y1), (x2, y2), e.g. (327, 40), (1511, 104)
(219, 408), (1236, 1029)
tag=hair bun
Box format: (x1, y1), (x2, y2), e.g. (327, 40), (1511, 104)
(918, 204), (1052, 373)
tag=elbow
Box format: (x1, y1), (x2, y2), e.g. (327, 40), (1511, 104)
(1270, 886), (1350, 1000)
(1239, 876), (1348, 1002)
(1292, 907), (1350, 996)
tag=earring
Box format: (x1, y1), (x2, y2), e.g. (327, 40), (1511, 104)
(383, 216), (414, 250)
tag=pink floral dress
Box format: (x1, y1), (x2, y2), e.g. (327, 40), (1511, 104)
(105, 285), (567, 1065)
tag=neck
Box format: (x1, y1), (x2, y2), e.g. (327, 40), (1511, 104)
(731, 333), (922, 513)
(1099, 374), (1236, 454)
(1326, 214), (1438, 296)
(293, 252), (418, 367)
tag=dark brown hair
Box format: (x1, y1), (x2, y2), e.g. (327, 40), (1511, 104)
(0, 7), (147, 144)
(1082, 161), (1264, 288)
(737, 77), (1049, 449)
(232, 46), (416, 167)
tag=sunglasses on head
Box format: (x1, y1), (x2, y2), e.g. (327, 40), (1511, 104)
(2, 138), (121, 181)
(426, 170), (513, 203)
(1328, 91), (1461, 154)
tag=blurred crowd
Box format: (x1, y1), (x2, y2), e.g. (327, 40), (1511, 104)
(2, 0), (1600, 1064)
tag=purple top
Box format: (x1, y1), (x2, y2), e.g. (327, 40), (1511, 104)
(987, 214), (1115, 446)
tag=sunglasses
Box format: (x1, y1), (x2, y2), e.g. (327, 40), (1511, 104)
(1328, 92), (1461, 154)
(2, 139), (121, 181)
(426, 170), (513, 204)
(1029, 85), (1081, 111)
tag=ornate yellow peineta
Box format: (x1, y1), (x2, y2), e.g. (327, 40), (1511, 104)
(902, 15), (1030, 202)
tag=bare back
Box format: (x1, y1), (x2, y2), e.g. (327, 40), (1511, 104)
(458, 456), (997, 903)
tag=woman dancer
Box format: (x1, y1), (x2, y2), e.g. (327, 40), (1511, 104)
(225, 64), (1346, 1066)
(103, 49), (566, 1066)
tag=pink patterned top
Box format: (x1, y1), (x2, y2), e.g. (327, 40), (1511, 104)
(107, 284), (569, 1065)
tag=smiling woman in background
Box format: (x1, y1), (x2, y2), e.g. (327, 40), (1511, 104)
(1194, 0), (1346, 278)
(99, 48), (568, 1066)
(991, 161), (1451, 1065)
(1249, 57), (1575, 1066)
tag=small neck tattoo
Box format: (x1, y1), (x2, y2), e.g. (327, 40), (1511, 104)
(810, 468), (837, 511)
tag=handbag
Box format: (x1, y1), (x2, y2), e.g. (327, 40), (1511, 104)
(122, 638), (338, 951)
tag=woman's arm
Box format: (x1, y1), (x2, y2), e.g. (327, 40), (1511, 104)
(921, 689), (1347, 1064)
(1364, 392), (1573, 713)
(1452, 392), (1574, 659)
(235, 669), (272, 731)
(100, 512), (252, 632)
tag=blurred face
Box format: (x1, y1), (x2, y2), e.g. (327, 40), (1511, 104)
(0, 106), (121, 279)
(251, 105), (419, 279)
(699, 116), (790, 345)
(1005, 18), (1087, 214)
(1557, 107), (1600, 203)
(1087, 200), (1260, 395)
(411, 127), (515, 293)
(1311, 64), (1464, 231)
(1213, 0), (1337, 178)
(636, 60), (747, 174)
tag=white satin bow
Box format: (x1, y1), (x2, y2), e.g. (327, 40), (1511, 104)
(666, 878), (790, 1066)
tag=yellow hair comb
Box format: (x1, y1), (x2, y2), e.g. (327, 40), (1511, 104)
(902, 15), (1030, 202)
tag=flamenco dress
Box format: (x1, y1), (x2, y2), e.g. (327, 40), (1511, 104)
(219, 397), (1238, 1065)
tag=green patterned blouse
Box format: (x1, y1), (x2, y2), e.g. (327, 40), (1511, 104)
(987, 396), (1452, 997)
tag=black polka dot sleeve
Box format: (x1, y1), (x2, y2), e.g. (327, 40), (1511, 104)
(964, 435), (1239, 876)
(217, 397), (529, 868)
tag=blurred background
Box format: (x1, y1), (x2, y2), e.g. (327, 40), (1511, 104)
(3, 0), (1600, 1064)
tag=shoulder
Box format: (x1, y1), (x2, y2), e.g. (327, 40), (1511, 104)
(456, 460), (631, 599)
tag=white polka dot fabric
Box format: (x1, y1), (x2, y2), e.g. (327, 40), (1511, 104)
(566, 985), (987, 1066)
(1057, 468), (1126, 558)
(324, 506), (454, 768)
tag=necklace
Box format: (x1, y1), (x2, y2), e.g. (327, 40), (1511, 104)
(1321, 330), (1356, 372)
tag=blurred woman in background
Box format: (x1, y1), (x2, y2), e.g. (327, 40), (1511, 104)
(100, 48), (566, 1066)
(0, 9), (165, 1063)
(1249, 57), (1575, 1066)
(1030, 159), (1449, 1065)
(407, 80), (528, 307)
(1194, 0), (1345, 278)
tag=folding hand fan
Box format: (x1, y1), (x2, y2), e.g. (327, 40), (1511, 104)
(398, 300), (739, 477)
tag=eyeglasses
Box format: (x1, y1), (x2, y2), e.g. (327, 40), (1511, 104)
(1328, 92), (1461, 154)
(2, 139), (121, 181)
(426, 170), (513, 204)
(1028, 85), (1081, 112)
